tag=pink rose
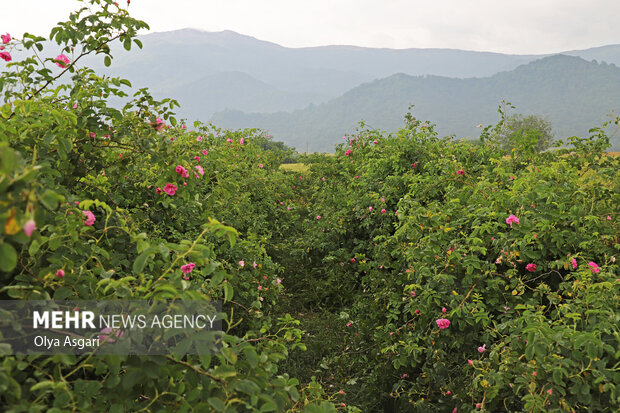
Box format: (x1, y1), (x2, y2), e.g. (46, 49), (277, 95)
(238, 260), (245, 267)
(436, 318), (450, 329)
(0, 51), (11, 62)
(506, 214), (519, 228)
(98, 327), (124, 342)
(477, 344), (486, 353)
(587, 261), (600, 273)
(525, 263), (537, 272)
(175, 165), (189, 178)
(56, 269), (65, 278)
(55, 54), (70, 68)
(195, 165), (204, 176)
(82, 210), (96, 226)
(202, 149), (208, 156)
(163, 183), (177, 196)
(1, 33), (11, 44)
(154, 117), (165, 131)
(456, 170), (465, 175)
(180, 263), (195, 274)
(571, 258), (577, 269)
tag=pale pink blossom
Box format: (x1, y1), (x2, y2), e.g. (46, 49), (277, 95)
(23, 219), (36, 237)
(276, 278), (281, 285)
(253, 261), (257, 269)
(478, 344), (486, 353)
(316, 215), (321, 220)
(153, 117), (164, 131)
(240, 138), (244, 145)
(239, 260), (245, 267)
(196, 136), (203, 142)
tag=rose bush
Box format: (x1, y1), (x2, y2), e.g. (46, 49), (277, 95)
(0, 1), (618, 412)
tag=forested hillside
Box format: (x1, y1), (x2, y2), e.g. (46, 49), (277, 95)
(213, 55), (620, 152)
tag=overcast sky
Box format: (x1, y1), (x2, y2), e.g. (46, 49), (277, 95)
(3, 0), (620, 54)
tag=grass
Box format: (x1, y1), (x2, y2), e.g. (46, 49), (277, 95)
(279, 163), (309, 173)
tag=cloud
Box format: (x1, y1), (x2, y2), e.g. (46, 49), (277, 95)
(4, 0), (620, 54)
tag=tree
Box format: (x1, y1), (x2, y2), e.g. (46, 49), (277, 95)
(499, 113), (554, 153)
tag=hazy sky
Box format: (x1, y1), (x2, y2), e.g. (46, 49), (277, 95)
(3, 0), (620, 54)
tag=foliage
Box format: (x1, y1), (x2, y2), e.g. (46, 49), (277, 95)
(1, 1), (619, 412)
(498, 113), (554, 154)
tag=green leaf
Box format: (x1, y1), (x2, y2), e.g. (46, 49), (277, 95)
(0, 243), (18, 272)
(40, 189), (61, 210)
(222, 347), (237, 364)
(28, 239), (41, 257)
(0, 145), (16, 174)
(30, 380), (55, 392)
(104, 56), (112, 67)
(133, 247), (155, 274)
(224, 282), (234, 302)
(207, 397), (226, 412)
(53, 287), (74, 300)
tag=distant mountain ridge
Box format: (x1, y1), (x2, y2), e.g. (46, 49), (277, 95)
(84, 29), (620, 113)
(212, 55), (620, 152)
(76, 29), (620, 151)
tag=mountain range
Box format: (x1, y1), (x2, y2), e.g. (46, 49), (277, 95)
(82, 29), (620, 152)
